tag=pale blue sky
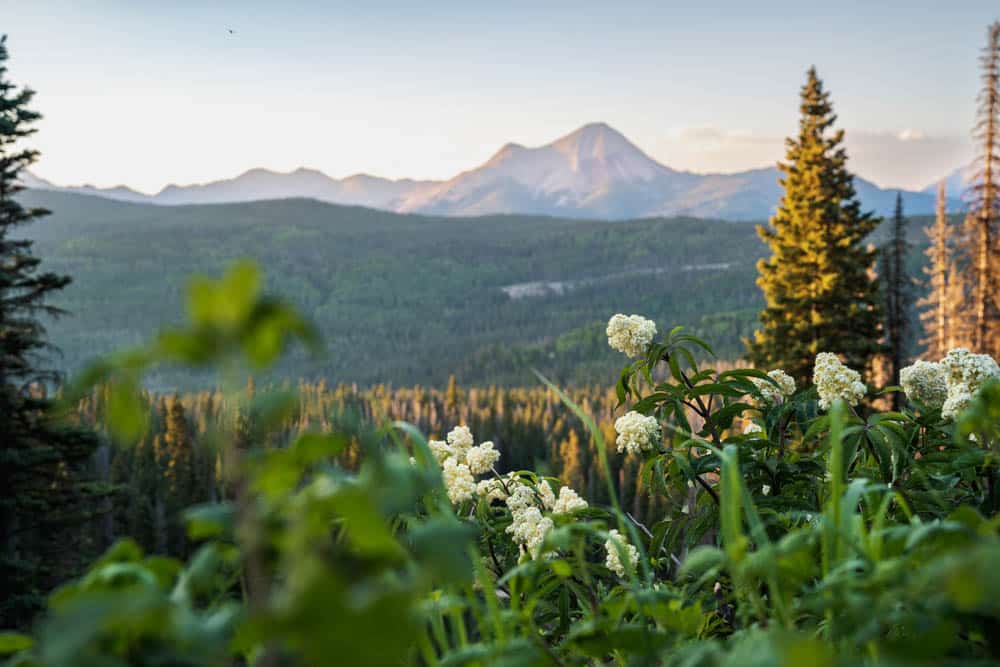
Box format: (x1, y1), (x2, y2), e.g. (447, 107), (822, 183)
(3, 0), (996, 191)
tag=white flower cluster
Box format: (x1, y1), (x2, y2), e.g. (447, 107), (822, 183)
(614, 411), (661, 455)
(430, 425), (500, 504)
(940, 348), (1000, 420)
(606, 314), (657, 358)
(552, 486), (589, 515)
(751, 369), (796, 404)
(813, 353), (867, 411)
(429, 426), (591, 559)
(442, 458), (477, 504)
(465, 441), (500, 474)
(507, 504), (553, 559)
(604, 529), (639, 578)
(899, 360), (948, 409)
(505, 484), (555, 559)
(743, 421), (763, 435)
(493, 478), (590, 559)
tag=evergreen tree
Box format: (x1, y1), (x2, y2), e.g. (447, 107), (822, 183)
(880, 193), (912, 407)
(558, 428), (585, 491)
(966, 21), (1000, 356)
(0, 35), (100, 628)
(163, 396), (195, 555)
(748, 67), (883, 384)
(445, 374), (459, 416)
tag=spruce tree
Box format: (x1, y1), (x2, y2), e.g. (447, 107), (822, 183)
(748, 68), (883, 384)
(163, 396), (196, 555)
(966, 21), (1000, 356)
(0, 34), (100, 628)
(880, 193), (912, 406)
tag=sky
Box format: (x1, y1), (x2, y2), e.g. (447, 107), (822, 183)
(3, 0), (996, 193)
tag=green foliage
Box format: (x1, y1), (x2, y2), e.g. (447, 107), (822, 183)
(8, 261), (1000, 665)
(882, 192), (915, 408)
(749, 68), (883, 384)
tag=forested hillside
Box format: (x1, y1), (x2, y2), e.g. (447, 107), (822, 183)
(20, 189), (774, 388)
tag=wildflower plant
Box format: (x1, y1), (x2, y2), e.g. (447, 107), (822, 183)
(7, 281), (1000, 667)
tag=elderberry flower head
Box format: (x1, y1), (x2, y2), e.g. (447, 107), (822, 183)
(899, 360), (947, 409)
(751, 369), (796, 404)
(813, 353), (866, 411)
(606, 314), (657, 358)
(604, 529), (639, 578)
(940, 349), (1000, 420)
(441, 458), (476, 505)
(551, 487), (589, 515)
(465, 441), (500, 474)
(614, 411), (661, 455)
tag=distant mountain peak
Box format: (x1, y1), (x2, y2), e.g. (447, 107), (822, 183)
(551, 122), (638, 157)
(557, 121), (624, 140)
(24, 124), (962, 220)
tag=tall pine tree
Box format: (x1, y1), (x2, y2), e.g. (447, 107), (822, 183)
(748, 67), (882, 384)
(0, 34), (100, 628)
(880, 192), (911, 407)
(967, 21), (1000, 356)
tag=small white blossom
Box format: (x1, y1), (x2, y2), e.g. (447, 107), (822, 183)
(446, 425), (475, 456)
(428, 439), (453, 464)
(942, 386), (973, 421)
(465, 441), (500, 474)
(506, 507), (553, 559)
(505, 484), (536, 514)
(751, 369), (796, 404)
(604, 529), (639, 578)
(537, 480), (557, 510)
(761, 484), (771, 496)
(942, 348), (1000, 388)
(552, 486), (589, 515)
(899, 360), (948, 409)
(939, 349), (1000, 421)
(606, 314), (657, 358)
(442, 458), (476, 505)
(614, 411), (661, 455)
(813, 353), (867, 411)
(743, 421), (763, 435)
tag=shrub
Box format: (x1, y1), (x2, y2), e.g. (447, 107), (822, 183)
(4, 268), (1000, 666)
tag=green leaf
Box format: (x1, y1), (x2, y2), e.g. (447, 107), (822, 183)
(106, 374), (148, 444)
(549, 559), (573, 578)
(679, 545), (724, 579)
(184, 503), (235, 540)
(408, 519), (477, 584)
(0, 632), (33, 655)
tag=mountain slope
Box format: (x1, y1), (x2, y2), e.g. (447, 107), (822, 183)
(397, 123), (702, 219)
(16, 189), (768, 388)
(153, 167), (438, 208)
(26, 122), (959, 220)
(403, 124), (956, 220)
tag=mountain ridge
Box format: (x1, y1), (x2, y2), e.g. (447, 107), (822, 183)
(24, 122), (963, 221)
